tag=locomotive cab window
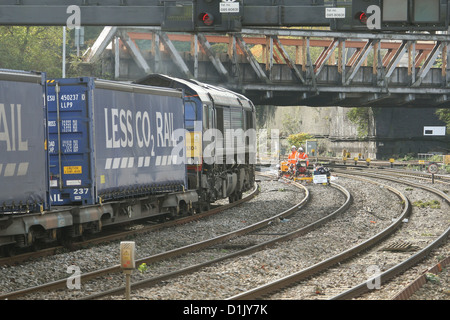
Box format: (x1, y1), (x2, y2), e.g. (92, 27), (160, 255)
(185, 100), (197, 131)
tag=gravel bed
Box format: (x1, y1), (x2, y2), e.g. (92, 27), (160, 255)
(0, 179), (305, 299)
(113, 174), (448, 300)
(109, 176), (402, 300)
(1, 172), (447, 301)
(270, 174), (449, 300)
(408, 242), (450, 300)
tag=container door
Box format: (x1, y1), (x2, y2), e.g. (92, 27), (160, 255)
(0, 72), (48, 213)
(47, 79), (94, 205)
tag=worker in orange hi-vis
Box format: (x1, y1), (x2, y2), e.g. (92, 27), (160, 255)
(288, 146), (298, 165)
(296, 147), (309, 167)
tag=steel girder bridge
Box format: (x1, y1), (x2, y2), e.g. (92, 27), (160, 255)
(86, 26), (450, 107)
(2, 0), (450, 107)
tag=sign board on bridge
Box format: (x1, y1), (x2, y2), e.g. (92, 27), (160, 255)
(220, 1), (239, 13)
(326, 8), (346, 19)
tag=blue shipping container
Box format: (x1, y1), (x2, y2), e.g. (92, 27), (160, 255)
(47, 78), (187, 205)
(0, 70), (48, 213)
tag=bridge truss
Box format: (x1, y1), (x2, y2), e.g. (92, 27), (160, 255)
(86, 27), (450, 107)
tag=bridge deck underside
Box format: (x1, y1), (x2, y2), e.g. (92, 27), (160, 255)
(87, 27), (450, 108)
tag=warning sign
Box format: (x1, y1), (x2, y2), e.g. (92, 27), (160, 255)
(64, 166), (82, 174)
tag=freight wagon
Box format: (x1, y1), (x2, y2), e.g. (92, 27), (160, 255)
(0, 72), (256, 255)
(0, 75), (198, 253)
(0, 69), (49, 214)
(46, 77), (188, 206)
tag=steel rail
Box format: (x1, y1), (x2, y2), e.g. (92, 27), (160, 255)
(83, 181), (351, 300)
(0, 180), (301, 300)
(344, 166), (450, 185)
(0, 183), (260, 265)
(228, 174), (411, 300)
(391, 255), (450, 300)
(329, 170), (450, 300)
(0, 183), (260, 299)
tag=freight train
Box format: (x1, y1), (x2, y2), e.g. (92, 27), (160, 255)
(0, 70), (256, 255)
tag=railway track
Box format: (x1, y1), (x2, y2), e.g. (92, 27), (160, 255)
(0, 178), (315, 299)
(230, 169), (449, 300)
(344, 166), (450, 186)
(2, 168), (447, 301)
(0, 182), (261, 265)
(0, 182), (261, 299)
(85, 180), (350, 300)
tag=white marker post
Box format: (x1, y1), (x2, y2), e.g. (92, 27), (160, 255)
(120, 241), (136, 300)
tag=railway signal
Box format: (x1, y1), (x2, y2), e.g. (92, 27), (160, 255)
(198, 12), (215, 26)
(356, 11), (368, 25)
(334, 0), (448, 31)
(194, 0), (241, 32)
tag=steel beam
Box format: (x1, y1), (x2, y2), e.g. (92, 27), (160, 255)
(84, 27), (450, 107)
(412, 42), (443, 87)
(273, 36), (305, 84)
(86, 26), (117, 63)
(234, 34), (270, 83)
(197, 34), (230, 81)
(0, 5), (164, 26)
(240, 29), (450, 42)
(159, 31), (193, 79)
(118, 30), (151, 74)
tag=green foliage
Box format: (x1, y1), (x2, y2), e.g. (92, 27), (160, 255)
(425, 273), (440, 284)
(287, 132), (313, 149)
(412, 200), (441, 209)
(0, 26), (103, 78)
(435, 109), (450, 134)
(138, 263), (148, 274)
(282, 114), (302, 136)
(347, 107), (371, 138)
(0, 26), (64, 78)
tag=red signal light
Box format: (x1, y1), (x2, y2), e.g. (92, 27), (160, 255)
(199, 12), (214, 26)
(356, 11), (368, 24)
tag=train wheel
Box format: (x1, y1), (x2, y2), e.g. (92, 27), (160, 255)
(179, 202), (189, 216)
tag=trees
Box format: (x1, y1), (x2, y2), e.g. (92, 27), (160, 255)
(287, 132), (313, 149)
(0, 26), (64, 78)
(435, 109), (450, 134)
